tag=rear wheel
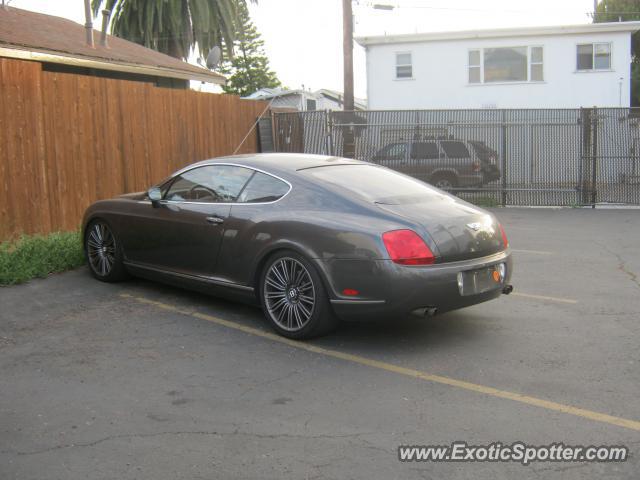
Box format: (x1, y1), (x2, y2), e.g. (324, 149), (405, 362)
(260, 251), (338, 339)
(431, 173), (458, 190)
(85, 220), (128, 282)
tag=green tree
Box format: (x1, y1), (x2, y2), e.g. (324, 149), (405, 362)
(219, 4), (280, 96)
(91, 0), (255, 60)
(594, 0), (640, 105)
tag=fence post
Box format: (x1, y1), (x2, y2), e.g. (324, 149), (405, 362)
(501, 110), (508, 207)
(272, 111), (279, 152)
(324, 110), (334, 156)
(580, 107), (594, 206)
(591, 106), (598, 208)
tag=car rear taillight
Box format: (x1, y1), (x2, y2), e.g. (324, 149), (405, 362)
(472, 160), (481, 172)
(382, 230), (435, 265)
(499, 224), (509, 248)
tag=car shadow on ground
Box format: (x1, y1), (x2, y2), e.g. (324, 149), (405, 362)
(121, 274), (489, 357)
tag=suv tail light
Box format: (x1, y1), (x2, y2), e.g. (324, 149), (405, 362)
(472, 160), (481, 172)
(499, 223), (509, 248)
(382, 230), (435, 265)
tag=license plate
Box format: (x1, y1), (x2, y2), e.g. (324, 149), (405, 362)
(458, 264), (505, 296)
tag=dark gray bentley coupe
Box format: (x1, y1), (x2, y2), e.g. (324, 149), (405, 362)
(83, 153), (513, 339)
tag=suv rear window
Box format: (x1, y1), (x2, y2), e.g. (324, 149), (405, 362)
(303, 164), (444, 204)
(469, 141), (496, 162)
(440, 141), (470, 158)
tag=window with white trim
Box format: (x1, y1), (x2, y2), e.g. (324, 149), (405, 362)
(468, 49), (481, 83)
(395, 52), (413, 79)
(577, 43), (611, 71)
(530, 46), (543, 81)
(468, 46), (544, 84)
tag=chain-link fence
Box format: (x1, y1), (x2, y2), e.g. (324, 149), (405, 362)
(270, 108), (640, 206)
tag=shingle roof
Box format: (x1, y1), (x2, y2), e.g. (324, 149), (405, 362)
(0, 6), (225, 84)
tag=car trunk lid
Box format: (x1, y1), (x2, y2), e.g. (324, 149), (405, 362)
(375, 195), (504, 262)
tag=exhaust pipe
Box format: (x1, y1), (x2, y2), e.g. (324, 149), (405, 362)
(502, 285), (513, 295)
(412, 306), (438, 318)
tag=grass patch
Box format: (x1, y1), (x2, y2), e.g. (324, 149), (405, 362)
(470, 196), (501, 208)
(0, 231), (85, 286)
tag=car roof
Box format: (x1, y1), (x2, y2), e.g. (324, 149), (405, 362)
(186, 153), (366, 176)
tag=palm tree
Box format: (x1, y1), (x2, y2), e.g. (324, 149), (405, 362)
(91, 0), (254, 60)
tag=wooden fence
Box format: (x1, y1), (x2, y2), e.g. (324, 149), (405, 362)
(0, 57), (268, 241)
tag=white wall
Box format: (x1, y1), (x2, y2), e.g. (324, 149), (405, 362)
(365, 31), (632, 109)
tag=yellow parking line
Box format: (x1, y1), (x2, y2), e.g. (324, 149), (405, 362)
(119, 293), (639, 432)
(512, 292), (578, 304)
(511, 249), (554, 255)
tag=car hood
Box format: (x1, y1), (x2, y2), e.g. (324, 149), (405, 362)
(375, 195), (504, 262)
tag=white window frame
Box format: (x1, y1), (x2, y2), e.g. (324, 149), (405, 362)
(468, 49), (482, 84)
(468, 46), (544, 85)
(529, 46), (544, 82)
(576, 42), (612, 72)
(395, 51), (413, 80)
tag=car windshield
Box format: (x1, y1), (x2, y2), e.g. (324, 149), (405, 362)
(303, 164), (448, 205)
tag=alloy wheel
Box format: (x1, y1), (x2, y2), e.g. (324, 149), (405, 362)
(435, 178), (454, 189)
(87, 222), (116, 277)
(263, 257), (316, 332)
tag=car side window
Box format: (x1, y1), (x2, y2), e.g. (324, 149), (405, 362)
(411, 142), (439, 160)
(237, 172), (290, 203)
(374, 143), (407, 161)
(165, 165), (253, 203)
(440, 141), (470, 158)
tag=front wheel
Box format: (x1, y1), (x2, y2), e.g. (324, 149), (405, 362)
(85, 219), (128, 282)
(260, 251), (338, 339)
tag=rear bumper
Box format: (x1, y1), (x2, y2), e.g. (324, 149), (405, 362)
(320, 251), (513, 321)
(457, 174), (485, 187)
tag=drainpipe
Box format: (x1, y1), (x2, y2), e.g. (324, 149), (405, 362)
(100, 10), (111, 47)
(83, 0), (94, 47)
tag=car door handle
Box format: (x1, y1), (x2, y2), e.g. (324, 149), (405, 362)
(206, 216), (224, 225)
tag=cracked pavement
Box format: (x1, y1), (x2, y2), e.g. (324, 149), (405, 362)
(1, 208), (639, 479)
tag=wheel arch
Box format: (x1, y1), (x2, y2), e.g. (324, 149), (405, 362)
(251, 243), (337, 302)
(429, 168), (459, 180)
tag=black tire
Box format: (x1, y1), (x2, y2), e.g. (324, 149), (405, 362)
(85, 219), (128, 282)
(259, 250), (338, 339)
(431, 173), (458, 190)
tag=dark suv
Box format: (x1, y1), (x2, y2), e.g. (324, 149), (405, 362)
(371, 139), (501, 189)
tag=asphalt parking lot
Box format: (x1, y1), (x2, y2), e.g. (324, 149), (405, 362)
(1, 208), (639, 479)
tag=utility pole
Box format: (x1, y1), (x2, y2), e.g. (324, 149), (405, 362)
(342, 0), (354, 111)
(342, 0), (356, 158)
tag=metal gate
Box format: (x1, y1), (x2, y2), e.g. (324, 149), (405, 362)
(271, 108), (640, 206)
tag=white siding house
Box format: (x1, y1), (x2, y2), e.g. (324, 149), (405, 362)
(356, 22), (640, 109)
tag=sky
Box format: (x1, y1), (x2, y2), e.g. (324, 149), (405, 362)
(8, 0), (597, 98)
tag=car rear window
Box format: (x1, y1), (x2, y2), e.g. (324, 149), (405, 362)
(303, 165), (445, 204)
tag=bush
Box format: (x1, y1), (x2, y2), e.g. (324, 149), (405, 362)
(0, 231), (85, 286)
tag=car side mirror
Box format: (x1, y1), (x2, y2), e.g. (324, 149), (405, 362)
(148, 187), (162, 207)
